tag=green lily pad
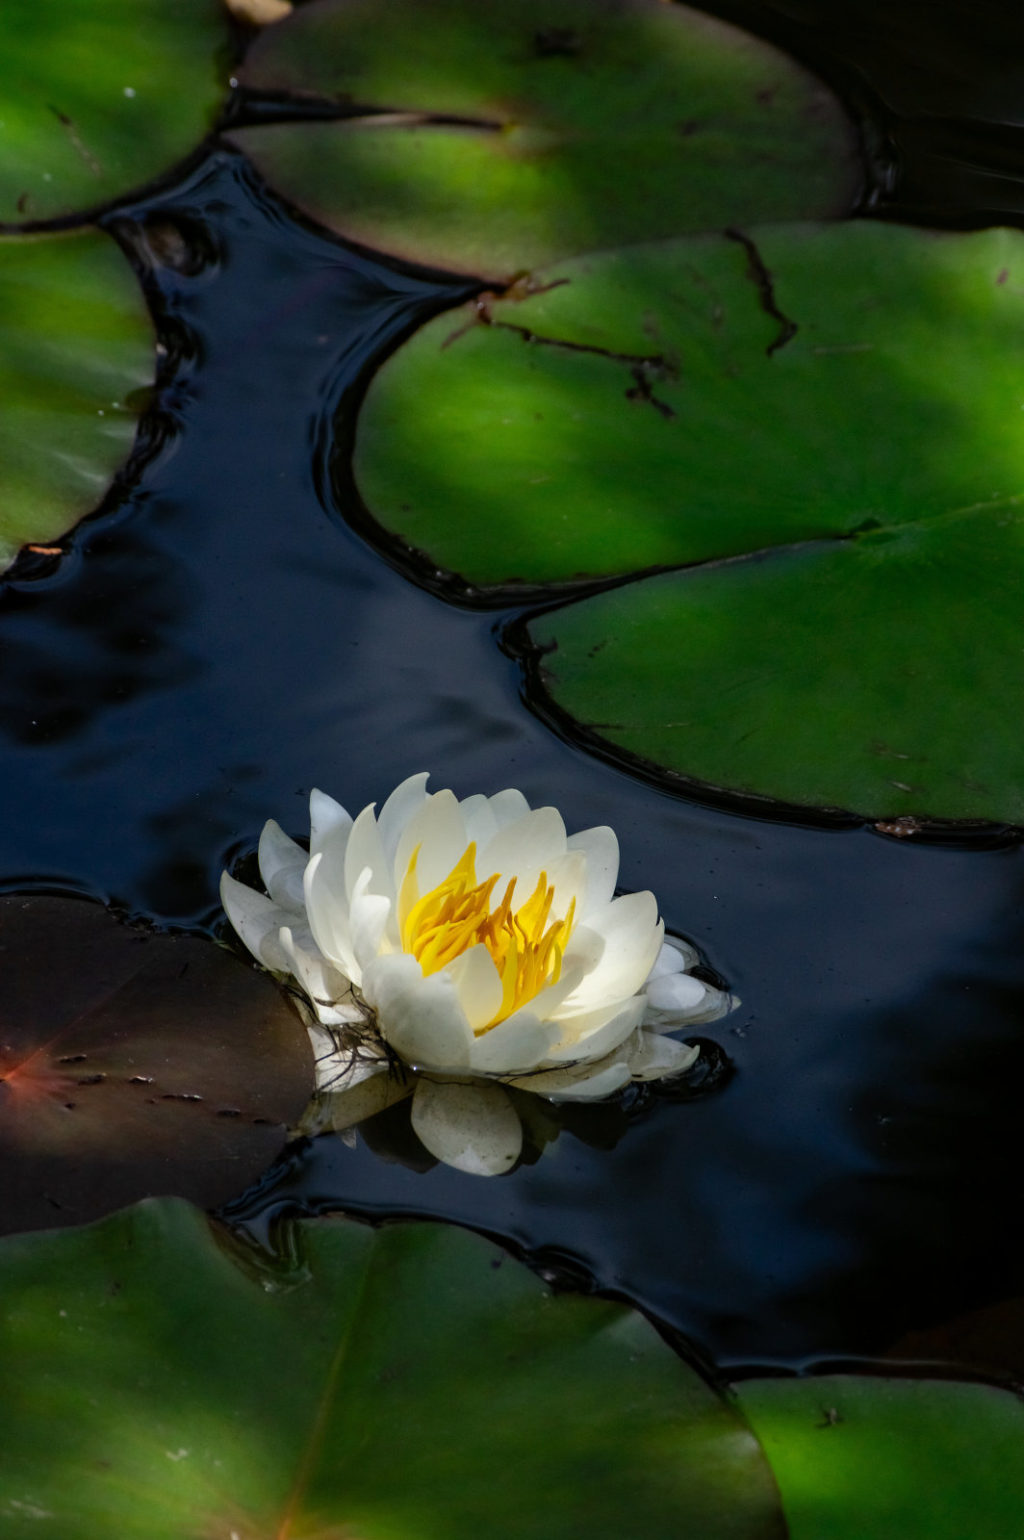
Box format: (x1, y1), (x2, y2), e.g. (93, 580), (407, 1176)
(1, 0), (228, 226)
(0, 896), (312, 1235)
(0, 1198), (785, 1539)
(736, 1374), (1024, 1540)
(356, 221), (1024, 821)
(0, 228), (154, 571)
(230, 0), (857, 277)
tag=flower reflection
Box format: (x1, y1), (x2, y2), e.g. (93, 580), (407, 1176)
(222, 773), (731, 1174)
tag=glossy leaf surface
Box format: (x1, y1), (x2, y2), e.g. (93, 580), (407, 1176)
(0, 0), (227, 225)
(356, 222), (1024, 819)
(232, 0), (857, 276)
(0, 897), (311, 1234)
(0, 229), (154, 570)
(738, 1374), (1024, 1539)
(0, 1198), (785, 1539)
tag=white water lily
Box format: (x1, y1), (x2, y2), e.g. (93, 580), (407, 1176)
(221, 773), (731, 1175)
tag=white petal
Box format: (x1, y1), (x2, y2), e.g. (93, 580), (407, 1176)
(566, 824), (619, 917)
(257, 819), (307, 912)
(485, 787), (531, 829)
(323, 1065), (413, 1132)
(220, 871), (292, 972)
(556, 892), (663, 1015)
(304, 849), (358, 982)
(309, 788), (352, 858)
(394, 788), (468, 894)
(347, 866), (393, 974)
(545, 994), (646, 1062)
(278, 925), (356, 1025)
(511, 1056), (633, 1101)
(648, 934), (700, 977)
(363, 953), (474, 1071)
(646, 971), (708, 1014)
(411, 1078), (522, 1175)
(306, 1022), (388, 1093)
(626, 1029), (700, 1081)
(468, 1010), (560, 1074)
(376, 772), (430, 869)
(344, 801), (393, 905)
(477, 806), (567, 889)
(457, 793), (499, 849)
(646, 980), (733, 1029)
(445, 944), (503, 1033)
(543, 849), (587, 924)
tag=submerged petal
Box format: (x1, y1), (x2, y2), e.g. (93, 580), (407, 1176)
(510, 1055), (633, 1102)
(411, 1077), (522, 1175)
(625, 1029), (700, 1081)
(648, 934), (700, 977)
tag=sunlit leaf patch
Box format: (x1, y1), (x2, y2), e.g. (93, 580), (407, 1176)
(0, 1198), (785, 1539)
(231, 0), (858, 276)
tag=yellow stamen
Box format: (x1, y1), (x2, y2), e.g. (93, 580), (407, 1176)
(400, 842), (576, 1030)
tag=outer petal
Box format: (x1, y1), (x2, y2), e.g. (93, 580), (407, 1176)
(645, 978), (733, 1029)
(347, 866), (393, 975)
(220, 871), (292, 973)
(309, 788), (352, 858)
(304, 848), (358, 982)
(556, 892), (663, 1016)
(467, 1010), (560, 1075)
(323, 1065), (413, 1132)
(648, 934), (699, 977)
(566, 824), (619, 917)
(625, 1028), (700, 1080)
(278, 924), (359, 1027)
(545, 994), (647, 1063)
(257, 820), (307, 913)
(510, 1056), (633, 1102)
(363, 952), (474, 1072)
(306, 1022), (389, 1094)
(411, 1078), (522, 1175)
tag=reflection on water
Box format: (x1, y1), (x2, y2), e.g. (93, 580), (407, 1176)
(0, 138), (1023, 1371)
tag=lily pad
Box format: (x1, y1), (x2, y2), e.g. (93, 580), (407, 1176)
(356, 222), (1024, 821)
(0, 0), (228, 226)
(0, 1198), (786, 1539)
(0, 896), (312, 1234)
(0, 228), (154, 571)
(737, 1374), (1024, 1539)
(230, 0), (858, 277)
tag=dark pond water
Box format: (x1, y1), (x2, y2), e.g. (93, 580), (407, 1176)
(3, 0), (1024, 1381)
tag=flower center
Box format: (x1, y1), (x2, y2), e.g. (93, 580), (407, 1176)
(399, 842), (576, 1029)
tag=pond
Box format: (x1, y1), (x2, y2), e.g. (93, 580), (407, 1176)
(2, 1), (1024, 1535)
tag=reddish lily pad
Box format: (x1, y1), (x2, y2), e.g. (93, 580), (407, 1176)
(230, 0), (858, 277)
(0, 896), (312, 1235)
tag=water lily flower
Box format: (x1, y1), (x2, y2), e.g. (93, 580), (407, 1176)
(221, 773), (731, 1175)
